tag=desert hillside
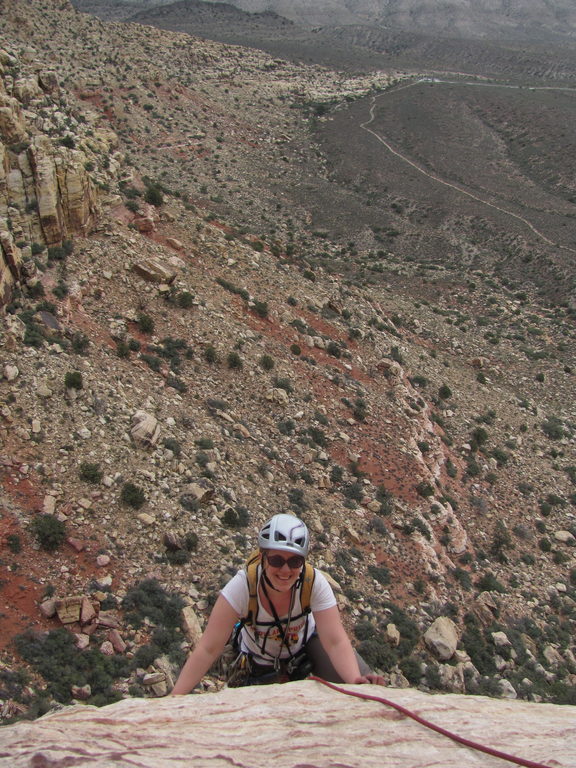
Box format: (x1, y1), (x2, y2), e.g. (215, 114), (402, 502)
(0, 0), (574, 721)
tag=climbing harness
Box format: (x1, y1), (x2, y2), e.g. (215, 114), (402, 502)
(226, 552), (317, 685)
(310, 676), (555, 768)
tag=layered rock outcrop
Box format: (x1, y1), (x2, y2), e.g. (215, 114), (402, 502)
(1, 681), (575, 767)
(0, 46), (119, 304)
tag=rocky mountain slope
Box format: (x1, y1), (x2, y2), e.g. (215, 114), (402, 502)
(95, 0), (576, 41)
(0, 0), (575, 720)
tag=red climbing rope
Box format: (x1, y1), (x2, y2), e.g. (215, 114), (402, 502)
(310, 676), (553, 768)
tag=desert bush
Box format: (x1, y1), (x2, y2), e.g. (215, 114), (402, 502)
(137, 313), (154, 334)
(204, 345), (218, 364)
(177, 291), (194, 308)
(116, 340), (130, 358)
(253, 300), (268, 318)
(416, 481), (434, 498)
(476, 571), (506, 593)
(163, 438), (182, 457)
(123, 578), (184, 630)
(144, 184), (163, 207)
(222, 506), (250, 528)
(274, 376), (293, 393)
(541, 416), (564, 440)
(367, 564), (390, 585)
(71, 332), (89, 355)
(326, 341), (341, 358)
(31, 515), (66, 551)
(79, 462), (103, 484)
(14, 628), (127, 705)
(539, 537), (552, 552)
(278, 419), (296, 435)
(64, 371), (83, 390)
(6, 534), (22, 554)
(438, 384), (453, 400)
(120, 483), (146, 509)
(259, 354), (274, 370)
(227, 351), (243, 369)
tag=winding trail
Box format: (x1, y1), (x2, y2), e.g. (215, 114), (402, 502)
(359, 79), (576, 255)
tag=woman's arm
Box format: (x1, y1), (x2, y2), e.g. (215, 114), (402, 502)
(313, 606), (385, 685)
(313, 605), (365, 683)
(170, 594), (239, 695)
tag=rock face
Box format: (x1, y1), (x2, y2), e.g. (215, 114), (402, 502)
(2, 681), (575, 767)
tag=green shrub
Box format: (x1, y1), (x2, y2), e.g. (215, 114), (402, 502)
(14, 628), (128, 705)
(278, 419), (296, 436)
(163, 438), (182, 457)
(326, 341), (341, 358)
(166, 549), (190, 565)
(476, 571), (507, 593)
(541, 416), (564, 440)
(120, 483), (146, 509)
(367, 564), (390, 585)
(177, 291), (194, 309)
(64, 371), (83, 390)
(274, 376), (293, 393)
(30, 515), (66, 551)
(253, 300), (269, 318)
(204, 345), (218, 364)
(343, 481), (364, 502)
(399, 657), (422, 685)
(222, 506), (250, 528)
(357, 638), (397, 672)
(71, 332), (89, 355)
(144, 185), (164, 207)
(259, 354), (274, 370)
(461, 619), (496, 675)
(307, 427), (326, 447)
(290, 344), (301, 355)
(227, 351), (243, 369)
(452, 567), (472, 590)
(141, 353), (161, 372)
(123, 579), (184, 629)
(6, 534), (22, 554)
(116, 340), (130, 358)
(416, 481), (434, 498)
(79, 462), (103, 484)
(137, 313), (154, 334)
(438, 384), (453, 400)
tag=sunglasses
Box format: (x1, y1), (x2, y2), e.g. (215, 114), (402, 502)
(266, 553), (305, 569)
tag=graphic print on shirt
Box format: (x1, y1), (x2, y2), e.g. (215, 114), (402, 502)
(254, 616), (306, 649)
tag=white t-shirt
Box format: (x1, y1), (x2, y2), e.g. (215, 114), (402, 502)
(220, 566), (337, 665)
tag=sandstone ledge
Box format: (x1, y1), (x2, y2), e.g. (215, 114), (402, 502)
(1, 681), (575, 767)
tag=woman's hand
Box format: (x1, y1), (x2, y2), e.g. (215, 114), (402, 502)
(353, 673), (386, 685)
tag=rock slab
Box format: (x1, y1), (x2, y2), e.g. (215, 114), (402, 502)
(1, 681), (575, 767)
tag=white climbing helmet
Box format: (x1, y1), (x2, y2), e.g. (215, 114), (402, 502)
(258, 513), (310, 557)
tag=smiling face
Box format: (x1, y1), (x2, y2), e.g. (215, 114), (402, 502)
(262, 549), (304, 593)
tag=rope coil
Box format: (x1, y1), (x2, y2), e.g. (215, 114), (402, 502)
(310, 676), (554, 768)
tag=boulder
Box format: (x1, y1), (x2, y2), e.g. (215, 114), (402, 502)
(132, 257), (176, 284)
(131, 410), (160, 448)
(424, 617), (459, 661)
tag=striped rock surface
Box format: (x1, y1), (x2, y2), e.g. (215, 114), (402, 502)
(1, 680), (575, 767)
